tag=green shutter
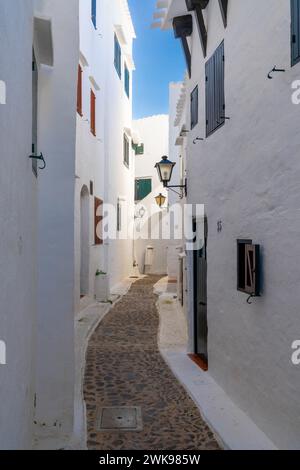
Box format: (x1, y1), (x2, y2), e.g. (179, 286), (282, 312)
(291, 0), (300, 66)
(135, 179), (152, 201)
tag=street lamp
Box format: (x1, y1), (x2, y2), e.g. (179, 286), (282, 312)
(155, 155), (187, 197)
(155, 193), (166, 208)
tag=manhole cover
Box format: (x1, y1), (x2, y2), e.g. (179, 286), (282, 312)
(96, 407), (143, 432)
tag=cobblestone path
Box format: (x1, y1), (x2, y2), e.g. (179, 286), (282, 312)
(84, 276), (220, 450)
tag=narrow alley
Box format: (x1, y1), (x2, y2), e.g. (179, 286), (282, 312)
(84, 276), (220, 450)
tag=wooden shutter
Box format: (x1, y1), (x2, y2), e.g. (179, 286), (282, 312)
(125, 65), (130, 97)
(245, 244), (260, 296)
(77, 65), (83, 116)
(206, 41), (225, 137)
(123, 134), (129, 167)
(135, 179), (152, 201)
(90, 90), (96, 136)
(291, 0), (300, 66)
(191, 86), (198, 129)
(94, 197), (103, 245)
(91, 0), (97, 28)
(218, 0), (228, 27)
(114, 34), (121, 78)
(32, 52), (38, 176)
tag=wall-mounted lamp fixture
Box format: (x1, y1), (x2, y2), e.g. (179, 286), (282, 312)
(155, 193), (166, 208)
(29, 152), (46, 170)
(155, 155), (187, 198)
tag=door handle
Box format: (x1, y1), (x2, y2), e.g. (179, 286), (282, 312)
(199, 302), (206, 306)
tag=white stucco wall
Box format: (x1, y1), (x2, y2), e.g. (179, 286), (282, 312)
(101, 0), (136, 291)
(169, 0), (300, 449)
(34, 0), (79, 440)
(0, 0), (37, 449)
(75, 0), (107, 311)
(133, 115), (169, 275)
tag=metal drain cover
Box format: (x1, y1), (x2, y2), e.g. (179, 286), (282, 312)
(96, 407), (143, 432)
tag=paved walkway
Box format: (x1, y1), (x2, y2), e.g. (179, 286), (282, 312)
(84, 276), (220, 450)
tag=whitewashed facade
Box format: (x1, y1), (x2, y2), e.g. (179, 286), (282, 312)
(155, 0), (300, 449)
(0, 0), (79, 449)
(133, 115), (169, 275)
(75, 0), (136, 307)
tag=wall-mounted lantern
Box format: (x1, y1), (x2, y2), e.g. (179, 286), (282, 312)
(155, 193), (166, 208)
(155, 155), (187, 198)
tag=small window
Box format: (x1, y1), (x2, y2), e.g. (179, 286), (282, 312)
(125, 64), (130, 98)
(91, 0), (97, 29)
(291, 0), (300, 66)
(206, 41), (225, 137)
(77, 65), (83, 116)
(90, 90), (96, 136)
(117, 201), (122, 232)
(123, 133), (130, 167)
(114, 34), (121, 78)
(237, 240), (260, 296)
(134, 143), (144, 155)
(94, 197), (103, 245)
(191, 86), (198, 129)
(135, 178), (152, 201)
(90, 181), (94, 196)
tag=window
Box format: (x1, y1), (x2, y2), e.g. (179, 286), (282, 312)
(291, 0), (300, 66)
(123, 133), (130, 167)
(205, 41), (225, 137)
(90, 90), (96, 136)
(114, 34), (121, 78)
(91, 0), (97, 29)
(191, 86), (198, 129)
(32, 51), (38, 177)
(125, 64), (130, 98)
(135, 179), (152, 201)
(77, 65), (83, 116)
(237, 240), (261, 296)
(94, 197), (103, 245)
(90, 181), (94, 196)
(117, 201), (122, 232)
(133, 144), (145, 155)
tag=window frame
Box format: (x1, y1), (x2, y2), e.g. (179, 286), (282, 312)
(123, 133), (130, 168)
(77, 64), (83, 116)
(135, 178), (152, 202)
(291, 0), (300, 66)
(124, 63), (130, 98)
(191, 85), (199, 130)
(114, 34), (122, 79)
(90, 89), (96, 136)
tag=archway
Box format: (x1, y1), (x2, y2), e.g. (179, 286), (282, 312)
(80, 185), (90, 297)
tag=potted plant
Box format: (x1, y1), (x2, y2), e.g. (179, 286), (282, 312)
(95, 270), (109, 302)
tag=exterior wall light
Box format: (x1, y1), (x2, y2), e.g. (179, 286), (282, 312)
(155, 155), (187, 198)
(155, 193), (166, 208)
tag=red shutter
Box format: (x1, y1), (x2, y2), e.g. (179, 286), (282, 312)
(90, 90), (96, 136)
(77, 65), (83, 116)
(94, 197), (103, 245)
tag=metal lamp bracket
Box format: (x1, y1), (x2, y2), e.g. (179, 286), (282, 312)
(29, 152), (46, 170)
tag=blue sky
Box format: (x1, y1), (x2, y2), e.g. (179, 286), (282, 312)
(128, 0), (185, 120)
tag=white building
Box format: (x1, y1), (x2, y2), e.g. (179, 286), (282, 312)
(154, 0), (300, 449)
(0, 0), (79, 449)
(75, 0), (136, 308)
(133, 115), (169, 275)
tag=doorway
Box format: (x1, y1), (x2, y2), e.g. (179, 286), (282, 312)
(80, 185), (90, 297)
(193, 216), (208, 367)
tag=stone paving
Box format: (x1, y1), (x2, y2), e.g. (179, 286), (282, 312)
(84, 276), (221, 450)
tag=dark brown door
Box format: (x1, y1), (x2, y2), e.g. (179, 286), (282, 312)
(193, 217), (208, 363)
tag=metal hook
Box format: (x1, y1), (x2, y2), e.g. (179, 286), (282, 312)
(247, 294), (254, 305)
(193, 137), (204, 144)
(29, 152), (46, 170)
(267, 66), (286, 79)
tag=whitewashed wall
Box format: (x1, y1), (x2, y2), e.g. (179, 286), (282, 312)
(172, 0), (300, 450)
(0, 0), (37, 449)
(134, 115), (169, 275)
(75, 0), (107, 311)
(34, 0), (79, 442)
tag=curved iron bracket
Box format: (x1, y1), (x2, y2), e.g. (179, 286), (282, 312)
(29, 152), (46, 170)
(247, 294), (255, 305)
(193, 137), (204, 144)
(267, 66), (286, 80)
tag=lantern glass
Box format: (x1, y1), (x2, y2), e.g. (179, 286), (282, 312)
(155, 156), (176, 185)
(155, 193), (166, 208)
